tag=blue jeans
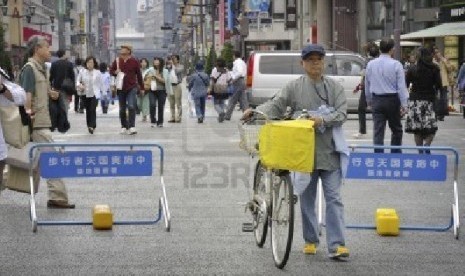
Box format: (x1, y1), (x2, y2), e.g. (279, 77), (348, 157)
(300, 169), (346, 253)
(194, 96), (206, 119)
(117, 87), (137, 129)
(100, 90), (111, 112)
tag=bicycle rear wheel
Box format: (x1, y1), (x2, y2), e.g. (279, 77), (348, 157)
(252, 161), (268, 247)
(270, 172), (294, 269)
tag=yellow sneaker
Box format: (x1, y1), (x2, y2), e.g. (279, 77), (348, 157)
(303, 243), (317, 255)
(329, 246), (350, 259)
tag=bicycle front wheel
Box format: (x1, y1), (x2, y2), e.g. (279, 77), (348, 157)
(253, 161), (268, 247)
(270, 172), (294, 269)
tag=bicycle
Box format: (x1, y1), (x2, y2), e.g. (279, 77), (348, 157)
(238, 110), (313, 269)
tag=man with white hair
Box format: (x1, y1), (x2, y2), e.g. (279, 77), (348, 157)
(19, 35), (75, 208)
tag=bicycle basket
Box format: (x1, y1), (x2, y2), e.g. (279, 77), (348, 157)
(259, 120), (315, 173)
(238, 120), (266, 154)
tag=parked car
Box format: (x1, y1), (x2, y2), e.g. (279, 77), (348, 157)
(246, 50), (365, 112)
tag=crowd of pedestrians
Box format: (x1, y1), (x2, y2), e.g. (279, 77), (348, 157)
(0, 34), (254, 208)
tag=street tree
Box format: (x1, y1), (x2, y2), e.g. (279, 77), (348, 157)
(220, 42), (234, 69)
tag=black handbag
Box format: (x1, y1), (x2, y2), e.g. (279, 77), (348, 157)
(434, 87), (449, 117)
(61, 66), (76, 95)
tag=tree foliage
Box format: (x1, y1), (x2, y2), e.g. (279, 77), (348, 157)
(205, 46), (217, 75)
(220, 42), (234, 69)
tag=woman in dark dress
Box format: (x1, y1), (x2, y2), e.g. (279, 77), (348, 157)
(405, 47), (442, 153)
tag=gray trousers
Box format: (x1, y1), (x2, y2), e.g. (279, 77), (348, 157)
(32, 128), (69, 202)
(224, 79), (248, 119)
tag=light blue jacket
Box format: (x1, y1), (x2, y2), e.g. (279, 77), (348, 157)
(188, 70), (209, 98)
(457, 63), (465, 91)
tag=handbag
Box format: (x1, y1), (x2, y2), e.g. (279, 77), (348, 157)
(115, 59), (125, 90)
(151, 80), (157, 91)
(61, 78), (75, 95)
(170, 69), (178, 84)
(5, 143), (40, 194)
(0, 103), (30, 149)
(61, 67), (76, 95)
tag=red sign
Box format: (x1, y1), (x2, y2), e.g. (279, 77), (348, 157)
(219, 0), (225, 45)
(310, 24), (317, 43)
(102, 24), (110, 47)
(23, 27), (53, 45)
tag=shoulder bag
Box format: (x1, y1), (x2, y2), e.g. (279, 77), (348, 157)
(115, 59), (125, 90)
(61, 64), (76, 95)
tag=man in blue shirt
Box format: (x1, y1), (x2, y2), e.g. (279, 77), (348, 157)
(365, 38), (408, 153)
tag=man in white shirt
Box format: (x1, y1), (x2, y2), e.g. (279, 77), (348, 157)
(224, 51), (248, 120)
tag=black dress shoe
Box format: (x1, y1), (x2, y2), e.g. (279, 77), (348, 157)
(47, 200), (76, 209)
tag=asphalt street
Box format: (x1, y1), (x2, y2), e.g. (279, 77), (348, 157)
(1, 91), (465, 275)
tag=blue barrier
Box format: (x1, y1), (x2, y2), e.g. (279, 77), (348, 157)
(316, 145), (460, 239)
(28, 143), (171, 233)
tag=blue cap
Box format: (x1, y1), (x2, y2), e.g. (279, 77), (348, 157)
(301, 44), (326, 59)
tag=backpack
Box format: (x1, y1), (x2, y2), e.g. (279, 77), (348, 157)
(212, 69), (229, 94)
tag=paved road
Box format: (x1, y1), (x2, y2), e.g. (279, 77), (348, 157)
(1, 94), (464, 275)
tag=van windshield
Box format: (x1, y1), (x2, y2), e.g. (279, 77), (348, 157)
(259, 56), (332, 75)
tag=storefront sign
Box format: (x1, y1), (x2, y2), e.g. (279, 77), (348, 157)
(444, 36), (458, 46)
(23, 27), (52, 45)
(444, 47), (458, 59)
(219, 0), (225, 45)
(247, 0), (270, 12)
(285, 0), (297, 29)
(440, 4), (465, 22)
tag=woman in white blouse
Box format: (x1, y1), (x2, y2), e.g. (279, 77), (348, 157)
(76, 56), (103, 134)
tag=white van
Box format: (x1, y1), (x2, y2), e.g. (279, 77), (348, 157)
(246, 51), (365, 112)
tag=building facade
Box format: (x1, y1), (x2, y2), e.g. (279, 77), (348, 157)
(233, 0), (448, 56)
(1, 0), (57, 66)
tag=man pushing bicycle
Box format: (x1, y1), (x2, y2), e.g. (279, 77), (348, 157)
(242, 44), (350, 260)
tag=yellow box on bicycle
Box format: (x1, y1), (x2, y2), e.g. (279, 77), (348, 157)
(258, 120), (315, 173)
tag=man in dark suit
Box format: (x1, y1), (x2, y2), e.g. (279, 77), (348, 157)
(49, 49), (75, 112)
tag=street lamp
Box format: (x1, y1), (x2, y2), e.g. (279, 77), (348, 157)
(25, 14), (55, 32)
(1, 3), (35, 18)
(1, 2), (39, 48)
